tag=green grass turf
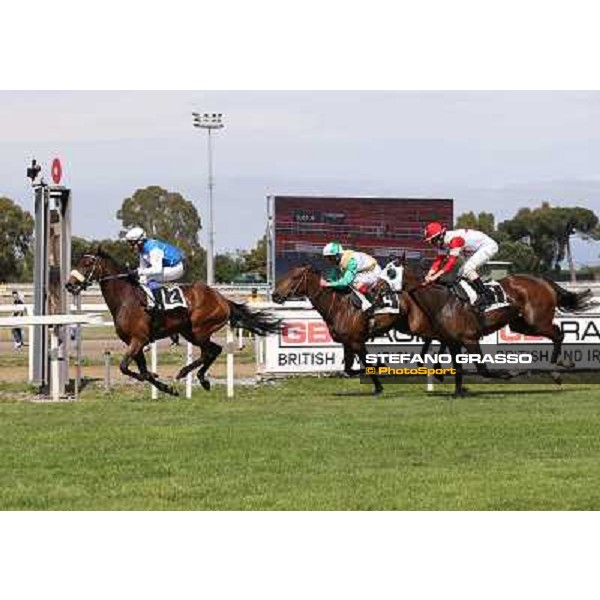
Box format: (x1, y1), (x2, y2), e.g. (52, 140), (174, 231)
(0, 378), (599, 510)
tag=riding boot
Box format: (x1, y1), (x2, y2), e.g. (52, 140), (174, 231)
(471, 277), (493, 311)
(149, 288), (164, 332)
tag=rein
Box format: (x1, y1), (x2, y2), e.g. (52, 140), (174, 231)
(73, 254), (132, 289)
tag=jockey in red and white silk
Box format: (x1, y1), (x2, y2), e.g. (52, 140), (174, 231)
(422, 222), (499, 310)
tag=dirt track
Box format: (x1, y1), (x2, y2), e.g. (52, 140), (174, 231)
(0, 335), (258, 384)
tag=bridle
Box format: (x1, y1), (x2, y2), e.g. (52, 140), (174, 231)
(69, 253), (132, 292)
(276, 267), (309, 302)
(69, 254), (102, 291)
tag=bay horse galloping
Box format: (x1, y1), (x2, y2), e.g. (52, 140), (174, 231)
(272, 265), (409, 395)
(66, 249), (281, 396)
(399, 257), (595, 389)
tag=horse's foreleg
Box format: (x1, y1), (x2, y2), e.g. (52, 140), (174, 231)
(356, 344), (383, 396)
(122, 342), (178, 397)
(463, 341), (513, 380)
(120, 341), (147, 383)
(343, 345), (360, 377)
(420, 337), (432, 359)
(449, 343), (466, 397)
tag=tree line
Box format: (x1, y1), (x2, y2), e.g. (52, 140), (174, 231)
(455, 204), (600, 281)
(0, 186), (266, 283)
(0, 185), (598, 283)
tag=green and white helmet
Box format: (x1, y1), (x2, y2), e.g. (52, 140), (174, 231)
(323, 241), (343, 257)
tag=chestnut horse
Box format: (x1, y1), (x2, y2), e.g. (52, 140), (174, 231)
(66, 250), (280, 396)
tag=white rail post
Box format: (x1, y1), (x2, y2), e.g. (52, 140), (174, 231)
(151, 342), (158, 400)
(50, 326), (60, 401)
(237, 327), (244, 350)
(186, 342), (193, 399)
(103, 351), (111, 391)
(28, 325), (34, 383)
(226, 326), (234, 398)
(427, 373), (434, 392)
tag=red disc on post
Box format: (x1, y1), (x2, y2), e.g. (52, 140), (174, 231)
(51, 158), (62, 185)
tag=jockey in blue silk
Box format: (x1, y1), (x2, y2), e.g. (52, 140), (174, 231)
(125, 227), (185, 309)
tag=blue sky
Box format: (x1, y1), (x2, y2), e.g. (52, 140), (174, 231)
(1, 91), (599, 264)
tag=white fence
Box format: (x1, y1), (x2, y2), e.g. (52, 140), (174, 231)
(2, 298), (599, 399)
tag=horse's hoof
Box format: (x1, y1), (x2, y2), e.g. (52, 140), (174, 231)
(199, 378), (211, 391)
(372, 388), (383, 396)
(434, 374), (445, 383)
(453, 387), (469, 398)
(550, 371), (563, 385)
(557, 358), (575, 370)
(175, 370), (187, 380)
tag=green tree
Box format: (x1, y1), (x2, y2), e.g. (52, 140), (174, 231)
(455, 211), (495, 235)
(71, 236), (137, 268)
(215, 251), (245, 283)
(117, 186), (206, 281)
(0, 197), (34, 282)
(241, 234), (267, 276)
(494, 235), (539, 273)
(498, 202), (599, 279)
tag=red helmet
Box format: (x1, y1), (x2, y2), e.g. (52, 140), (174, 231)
(423, 221), (445, 243)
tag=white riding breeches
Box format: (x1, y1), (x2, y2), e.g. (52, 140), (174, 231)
(139, 262), (185, 285)
(353, 264), (382, 290)
(459, 241), (498, 281)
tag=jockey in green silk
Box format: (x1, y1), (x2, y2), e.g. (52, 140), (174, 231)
(319, 241), (382, 311)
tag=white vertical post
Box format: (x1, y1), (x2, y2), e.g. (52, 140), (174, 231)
(50, 326), (60, 401)
(226, 326), (234, 398)
(238, 327), (244, 350)
(151, 342), (158, 400)
(427, 373), (434, 392)
(28, 325), (34, 383)
(186, 342), (193, 399)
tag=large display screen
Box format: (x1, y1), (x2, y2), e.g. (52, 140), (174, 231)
(267, 195), (454, 281)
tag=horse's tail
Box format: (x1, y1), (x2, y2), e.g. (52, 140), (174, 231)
(227, 301), (282, 336)
(543, 277), (596, 312)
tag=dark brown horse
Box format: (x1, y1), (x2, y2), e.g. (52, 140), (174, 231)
(274, 260), (594, 396)
(66, 250), (280, 396)
(272, 263), (508, 395)
(400, 257), (595, 389)
(272, 265), (412, 395)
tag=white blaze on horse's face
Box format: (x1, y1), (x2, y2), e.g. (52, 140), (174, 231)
(70, 269), (86, 283)
(381, 262), (404, 291)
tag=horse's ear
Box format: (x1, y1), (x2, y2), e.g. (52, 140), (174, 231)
(400, 252), (406, 265)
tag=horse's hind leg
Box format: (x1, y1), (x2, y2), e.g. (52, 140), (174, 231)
(196, 341), (222, 391)
(508, 317), (567, 382)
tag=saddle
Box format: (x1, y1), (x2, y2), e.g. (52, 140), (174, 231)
(143, 283), (188, 311)
(346, 280), (400, 314)
(448, 278), (509, 312)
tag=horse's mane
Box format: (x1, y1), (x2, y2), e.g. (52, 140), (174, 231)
(95, 247), (125, 271)
(301, 263), (322, 276)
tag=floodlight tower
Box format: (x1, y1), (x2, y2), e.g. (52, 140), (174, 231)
(192, 112), (224, 285)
